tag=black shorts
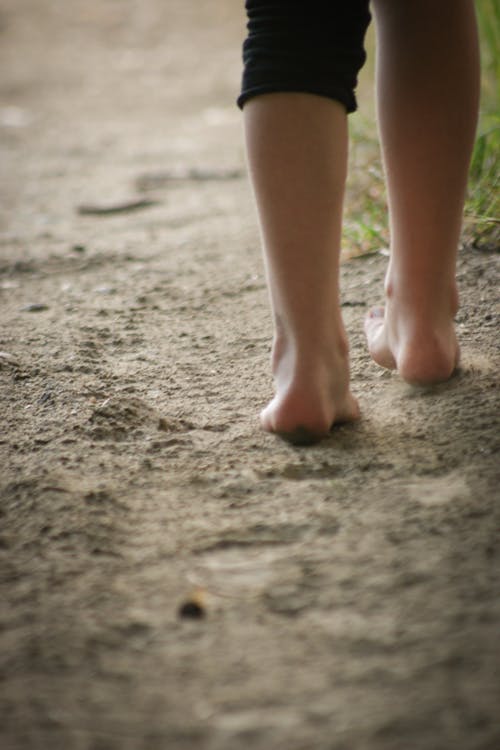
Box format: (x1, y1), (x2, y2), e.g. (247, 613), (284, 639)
(238, 0), (372, 113)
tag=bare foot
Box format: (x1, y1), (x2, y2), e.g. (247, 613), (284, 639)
(260, 333), (360, 444)
(364, 283), (460, 385)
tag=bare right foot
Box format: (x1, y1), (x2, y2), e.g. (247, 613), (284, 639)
(364, 280), (460, 385)
(260, 332), (360, 445)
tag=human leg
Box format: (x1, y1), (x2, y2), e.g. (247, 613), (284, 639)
(240, 1), (370, 443)
(365, 0), (480, 384)
(244, 93), (359, 443)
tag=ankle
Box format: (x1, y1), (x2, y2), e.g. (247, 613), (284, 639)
(385, 272), (459, 320)
(272, 315), (349, 366)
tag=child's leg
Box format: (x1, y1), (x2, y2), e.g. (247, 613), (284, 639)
(240, 1), (371, 442)
(244, 93), (359, 443)
(365, 0), (480, 383)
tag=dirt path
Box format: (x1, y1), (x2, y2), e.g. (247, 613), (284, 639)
(1, 2), (499, 749)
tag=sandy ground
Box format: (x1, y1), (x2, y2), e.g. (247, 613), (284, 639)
(1, 1), (500, 749)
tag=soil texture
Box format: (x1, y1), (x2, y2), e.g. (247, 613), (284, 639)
(1, 2), (499, 749)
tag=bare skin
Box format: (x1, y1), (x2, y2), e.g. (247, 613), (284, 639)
(243, 0), (479, 442)
(365, 0), (480, 385)
(244, 94), (359, 444)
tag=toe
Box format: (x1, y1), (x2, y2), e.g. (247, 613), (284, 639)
(364, 306), (397, 371)
(363, 306), (385, 337)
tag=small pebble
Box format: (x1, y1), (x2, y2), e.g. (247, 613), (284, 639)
(0, 351), (19, 366)
(178, 589), (207, 620)
(38, 390), (54, 405)
(93, 286), (116, 295)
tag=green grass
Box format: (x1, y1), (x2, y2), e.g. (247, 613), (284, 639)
(342, 4), (499, 260)
(343, 115), (388, 260)
(464, 0), (500, 249)
(342, 27), (387, 260)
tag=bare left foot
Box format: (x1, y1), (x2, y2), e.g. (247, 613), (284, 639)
(260, 332), (360, 444)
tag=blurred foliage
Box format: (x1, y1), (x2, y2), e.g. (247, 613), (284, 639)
(342, 116), (388, 260)
(342, 27), (388, 262)
(464, 0), (500, 249)
(343, 3), (499, 260)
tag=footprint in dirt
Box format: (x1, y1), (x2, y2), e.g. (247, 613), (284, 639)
(87, 395), (159, 440)
(87, 395), (193, 441)
(0, 476), (127, 560)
